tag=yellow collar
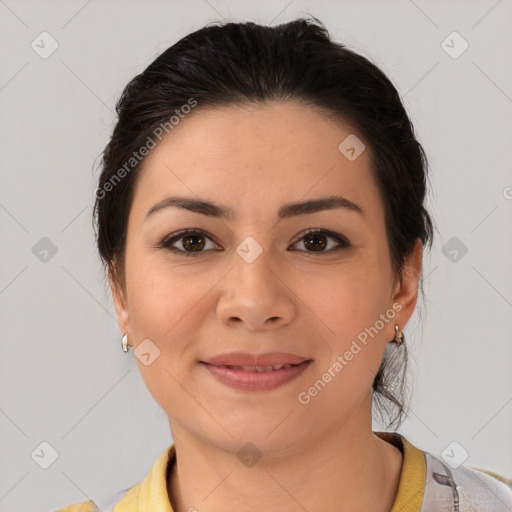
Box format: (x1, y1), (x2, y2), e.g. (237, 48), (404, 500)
(114, 444), (176, 511)
(114, 431), (426, 511)
(374, 431), (426, 511)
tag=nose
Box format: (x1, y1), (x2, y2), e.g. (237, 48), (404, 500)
(216, 251), (296, 332)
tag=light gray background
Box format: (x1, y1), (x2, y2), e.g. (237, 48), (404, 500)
(1, 0), (511, 510)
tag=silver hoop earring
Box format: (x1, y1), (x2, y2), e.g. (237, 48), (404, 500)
(121, 333), (131, 353)
(394, 324), (405, 346)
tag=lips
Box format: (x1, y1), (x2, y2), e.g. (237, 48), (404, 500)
(214, 363), (296, 371)
(200, 357), (312, 391)
(201, 352), (311, 369)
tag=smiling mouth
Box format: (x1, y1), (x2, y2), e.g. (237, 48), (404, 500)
(213, 363), (298, 371)
(200, 360), (313, 392)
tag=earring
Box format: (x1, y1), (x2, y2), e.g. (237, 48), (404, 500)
(393, 324), (405, 346)
(121, 333), (131, 353)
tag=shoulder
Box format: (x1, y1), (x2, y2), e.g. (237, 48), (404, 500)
(54, 486), (134, 512)
(422, 451), (512, 511)
(471, 465), (512, 486)
(52, 443), (173, 512)
(55, 500), (100, 512)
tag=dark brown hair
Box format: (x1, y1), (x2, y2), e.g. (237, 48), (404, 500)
(93, 16), (435, 429)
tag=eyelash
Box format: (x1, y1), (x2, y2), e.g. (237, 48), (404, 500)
(159, 228), (352, 257)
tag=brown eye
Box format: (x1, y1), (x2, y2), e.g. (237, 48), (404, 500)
(303, 233), (328, 251)
(292, 229), (351, 254)
(182, 234), (205, 252)
(160, 229), (220, 256)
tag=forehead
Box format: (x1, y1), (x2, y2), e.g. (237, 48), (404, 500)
(130, 101), (384, 224)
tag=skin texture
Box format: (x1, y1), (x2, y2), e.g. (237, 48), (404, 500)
(110, 101), (423, 511)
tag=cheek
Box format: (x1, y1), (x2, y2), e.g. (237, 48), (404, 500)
(300, 262), (391, 339)
(127, 259), (198, 339)
(125, 263), (211, 403)
(297, 263), (391, 391)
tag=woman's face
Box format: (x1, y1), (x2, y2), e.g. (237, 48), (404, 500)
(111, 101), (422, 454)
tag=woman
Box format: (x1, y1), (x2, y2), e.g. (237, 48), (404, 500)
(57, 16), (512, 512)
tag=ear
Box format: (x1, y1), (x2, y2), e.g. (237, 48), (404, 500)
(108, 271), (131, 337)
(390, 239), (423, 331)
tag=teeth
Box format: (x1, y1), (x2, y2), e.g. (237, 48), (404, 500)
(220, 363), (295, 371)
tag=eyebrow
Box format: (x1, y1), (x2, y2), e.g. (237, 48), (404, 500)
(145, 195), (364, 222)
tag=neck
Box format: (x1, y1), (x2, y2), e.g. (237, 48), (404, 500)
(167, 407), (403, 511)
